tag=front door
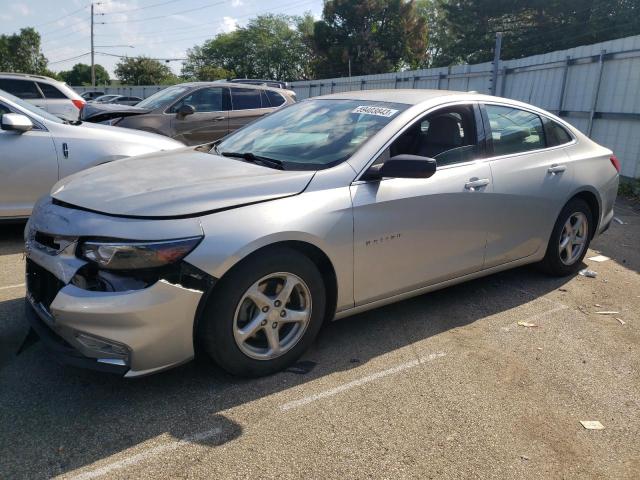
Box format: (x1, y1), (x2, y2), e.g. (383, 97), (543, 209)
(351, 103), (492, 305)
(0, 103), (58, 218)
(169, 87), (230, 145)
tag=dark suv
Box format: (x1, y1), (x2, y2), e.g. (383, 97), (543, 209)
(80, 82), (296, 145)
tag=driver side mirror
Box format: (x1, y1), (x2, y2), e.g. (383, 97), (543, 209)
(364, 154), (437, 181)
(176, 104), (195, 119)
(1, 113), (33, 133)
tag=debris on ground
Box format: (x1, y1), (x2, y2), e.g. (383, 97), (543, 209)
(558, 288), (568, 292)
(616, 317), (626, 325)
(580, 420), (605, 430)
(594, 303), (601, 307)
(579, 269), (598, 278)
(588, 255), (610, 262)
(520, 455), (530, 461)
(596, 311), (620, 315)
(517, 321), (539, 328)
(613, 217), (625, 225)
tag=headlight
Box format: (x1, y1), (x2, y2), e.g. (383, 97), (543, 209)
(78, 237), (202, 270)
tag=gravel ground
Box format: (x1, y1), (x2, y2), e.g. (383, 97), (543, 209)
(0, 199), (638, 480)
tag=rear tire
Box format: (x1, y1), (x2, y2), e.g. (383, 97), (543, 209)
(198, 247), (326, 377)
(539, 198), (593, 276)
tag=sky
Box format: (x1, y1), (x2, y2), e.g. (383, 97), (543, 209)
(0, 0), (324, 77)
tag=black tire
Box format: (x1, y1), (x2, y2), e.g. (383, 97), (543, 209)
(198, 247), (326, 377)
(539, 198), (593, 276)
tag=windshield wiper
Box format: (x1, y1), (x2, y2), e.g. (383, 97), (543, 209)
(220, 151), (284, 170)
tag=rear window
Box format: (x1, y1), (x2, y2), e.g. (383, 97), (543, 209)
(543, 117), (572, 146)
(230, 87), (263, 110)
(486, 104), (545, 156)
(37, 82), (67, 99)
(0, 79), (42, 99)
(265, 90), (286, 107)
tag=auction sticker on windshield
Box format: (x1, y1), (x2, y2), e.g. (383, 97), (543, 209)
(352, 105), (399, 117)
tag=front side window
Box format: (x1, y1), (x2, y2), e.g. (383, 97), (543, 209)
(0, 79), (42, 99)
(0, 90), (63, 123)
(169, 87), (227, 113)
(388, 105), (480, 166)
(215, 99), (409, 170)
(37, 82), (67, 99)
(486, 105), (544, 156)
(230, 87), (264, 110)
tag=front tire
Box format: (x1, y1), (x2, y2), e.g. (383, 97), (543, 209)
(198, 247), (326, 377)
(540, 198), (593, 276)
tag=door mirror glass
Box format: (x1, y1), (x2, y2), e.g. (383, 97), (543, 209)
(1, 113), (33, 133)
(365, 154), (437, 180)
(176, 104), (195, 118)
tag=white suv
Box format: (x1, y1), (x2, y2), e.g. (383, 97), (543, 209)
(0, 73), (86, 121)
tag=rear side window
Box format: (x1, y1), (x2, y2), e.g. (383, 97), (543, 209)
(0, 79), (42, 99)
(265, 90), (286, 107)
(37, 82), (67, 99)
(543, 117), (572, 147)
(230, 87), (263, 110)
(486, 105), (544, 156)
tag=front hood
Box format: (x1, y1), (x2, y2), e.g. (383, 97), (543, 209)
(51, 149), (316, 218)
(81, 103), (151, 122)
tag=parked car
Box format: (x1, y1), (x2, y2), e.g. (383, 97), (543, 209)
(80, 91), (105, 101)
(91, 94), (121, 103)
(0, 73), (86, 121)
(25, 90), (619, 378)
(80, 82), (296, 145)
(101, 95), (142, 106)
(0, 89), (183, 220)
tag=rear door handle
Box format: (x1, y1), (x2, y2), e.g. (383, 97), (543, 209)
(548, 164), (567, 174)
(464, 178), (490, 191)
(213, 116), (225, 121)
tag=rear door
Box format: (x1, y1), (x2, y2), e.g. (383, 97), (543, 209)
(0, 102), (58, 218)
(228, 87), (273, 133)
(481, 103), (574, 267)
(169, 86), (230, 145)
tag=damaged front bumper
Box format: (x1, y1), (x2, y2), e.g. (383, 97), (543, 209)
(24, 196), (213, 377)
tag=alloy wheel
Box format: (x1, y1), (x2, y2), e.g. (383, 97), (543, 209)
(233, 272), (312, 360)
(558, 212), (588, 265)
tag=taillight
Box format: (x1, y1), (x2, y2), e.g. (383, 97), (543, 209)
(72, 99), (86, 110)
(610, 155), (621, 173)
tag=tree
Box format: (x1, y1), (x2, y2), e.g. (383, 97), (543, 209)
(182, 14), (314, 81)
(114, 56), (174, 85)
(0, 28), (48, 74)
(58, 63), (110, 86)
(312, 0), (428, 77)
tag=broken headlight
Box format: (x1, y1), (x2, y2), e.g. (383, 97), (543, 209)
(78, 237), (202, 270)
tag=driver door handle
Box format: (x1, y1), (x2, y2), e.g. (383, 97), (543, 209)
(548, 164), (567, 174)
(213, 116), (225, 121)
(464, 178), (490, 191)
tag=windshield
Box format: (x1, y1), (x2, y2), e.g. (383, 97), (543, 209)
(0, 89), (64, 123)
(215, 99), (408, 170)
(136, 85), (191, 110)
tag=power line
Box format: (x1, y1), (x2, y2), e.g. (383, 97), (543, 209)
(99, 0), (184, 15)
(102, 0), (230, 25)
(48, 51), (91, 65)
(32, 3), (90, 29)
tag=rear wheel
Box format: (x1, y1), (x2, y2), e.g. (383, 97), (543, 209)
(540, 198), (593, 276)
(198, 248), (326, 377)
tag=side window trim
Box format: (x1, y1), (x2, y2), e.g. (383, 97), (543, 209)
(480, 102), (576, 160)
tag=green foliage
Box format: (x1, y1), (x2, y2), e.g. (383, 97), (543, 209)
(182, 14), (314, 81)
(312, 0), (428, 77)
(436, 0), (640, 65)
(0, 28), (48, 75)
(58, 63), (110, 86)
(114, 56), (174, 85)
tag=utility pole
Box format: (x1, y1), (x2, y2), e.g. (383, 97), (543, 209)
(348, 57), (351, 78)
(91, 3), (95, 87)
(490, 32), (502, 96)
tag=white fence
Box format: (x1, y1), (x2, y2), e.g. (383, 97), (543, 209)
(73, 85), (167, 98)
(290, 35), (640, 179)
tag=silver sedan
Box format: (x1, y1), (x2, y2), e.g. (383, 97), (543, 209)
(24, 90), (619, 377)
(0, 90), (183, 220)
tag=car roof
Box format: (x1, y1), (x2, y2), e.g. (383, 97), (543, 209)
(176, 81), (291, 93)
(315, 89), (466, 105)
(0, 72), (59, 82)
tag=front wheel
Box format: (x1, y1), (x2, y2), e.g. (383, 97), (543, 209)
(198, 248), (326, 377)
(539, 198), (593, 276)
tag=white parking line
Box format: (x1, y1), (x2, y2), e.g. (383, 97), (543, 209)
(280, 352), (447, 412)
(67, 428), (222, 480)
(0, 283), (25, 291)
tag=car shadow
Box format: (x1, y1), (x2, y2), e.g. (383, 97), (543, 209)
(0, 221), (25, 256)
(0, 264), (571, 479)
